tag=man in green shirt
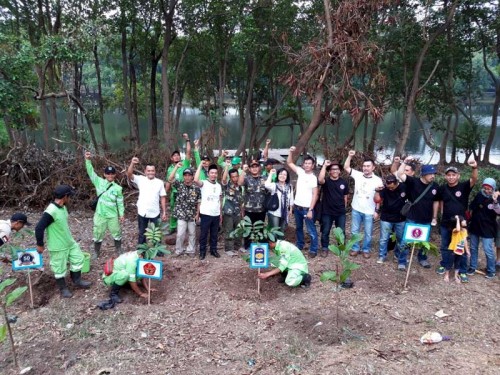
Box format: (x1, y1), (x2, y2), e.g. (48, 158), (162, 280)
(35, 185), (92, 298)
(258, 240), (311, 287)
(165, 133), (192, 234)
(85, 151), (125, 258)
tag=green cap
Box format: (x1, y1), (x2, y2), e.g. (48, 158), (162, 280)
(231, 156), (241, 165)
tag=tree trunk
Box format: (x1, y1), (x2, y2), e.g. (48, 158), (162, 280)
(50, 96), (59, 151)
(483, 82), (499, 164)
(236, 57), (257, 156)
(93, 42), (108, 151)
(149, 53), (160, 140)
(120, 15), (132, 147)
(130, 61), (140, 149)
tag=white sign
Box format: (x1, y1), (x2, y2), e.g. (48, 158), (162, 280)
(136, 259), (163, 280)
(403, 223), (431, 243)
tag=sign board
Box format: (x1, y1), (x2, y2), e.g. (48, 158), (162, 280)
(136, 259), (163, 280)
(12, 249), (43, 271)
(249, 243), (269, 269)
(403, 223), (431, 243)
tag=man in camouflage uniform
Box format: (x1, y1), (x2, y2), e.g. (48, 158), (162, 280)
(237, 159), (267, 251)
(166, 165), (201, 256)
(85, 151), (125, 258)
(222, 160), (244, 255)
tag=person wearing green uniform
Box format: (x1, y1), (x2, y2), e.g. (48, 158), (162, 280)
(35, 185), (92, 298)
(165, 133), (192, 234)
(85, 151), (125, 258)
(193, 139), (211, 181)
(258, 240), (311, 287)
(103, 250), (153, 303)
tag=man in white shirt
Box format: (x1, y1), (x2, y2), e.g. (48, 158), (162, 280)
(287, 146), (319, 258)
(0, 213), (31, 247)
(194, 163), (222, 260)
(344, 150), (382, 258)
(127, 157), (167, 244)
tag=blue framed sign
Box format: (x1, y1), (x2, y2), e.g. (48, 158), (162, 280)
(250, 243), (269, 269)
(403, 223), (431, 243)
(12, 249), (43, 271)
(137, 259), (163, 280)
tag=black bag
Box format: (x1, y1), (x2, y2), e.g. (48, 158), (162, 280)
(264, 193), (279, 211)
(222, 199), (236, 215)
(90, 184), (113, 211)
(400, 201), (412, 216)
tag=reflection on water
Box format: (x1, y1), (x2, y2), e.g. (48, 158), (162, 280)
(32, 107), (500, 164)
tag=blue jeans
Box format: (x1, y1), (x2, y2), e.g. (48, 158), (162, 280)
(294, 206), (318, 254)
(320, 214), (346, 249)
(379, 221), (405, 263)
(137, 215), (160, 244)
(350, 209), (374, 253)
(469, 234), (496, 275)
(439, 225), (467, 273)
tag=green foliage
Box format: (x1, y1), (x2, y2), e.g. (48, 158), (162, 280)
(408, 240), (439, 257)
(320, 228), (362, 287)
(229, 216), (283, 243)
(0, 276), (27, 344)
(136, 222), (171, 260)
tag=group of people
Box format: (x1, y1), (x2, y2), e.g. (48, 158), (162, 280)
(2, 138), (499, 301)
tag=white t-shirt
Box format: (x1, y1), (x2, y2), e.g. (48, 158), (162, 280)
(200, 181), (222, 216)
(350, 169), (382, 215)
(294, 167), (318, 208)
(0, 220), (12, 245)
(132, 175), (167, 218)
(264, 182), (294, 217)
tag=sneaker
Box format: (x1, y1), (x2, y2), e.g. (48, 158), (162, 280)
(238, 247), (248, 253)
(436, 266), (445, 275)
(485, 273), (496, 280)
(376, 257), (385, 264)
(320, 248), (329, 258)
(459, 273), (469, 283)
(419, 259), (431, 268)
(308, 252), (317, 259)
(398, 264), (406, 271)
(466, 268), (476, 276)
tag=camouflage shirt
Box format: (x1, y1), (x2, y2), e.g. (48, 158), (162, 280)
(172, 181), (201, 221)
(242, 175), (266, 213)
(223, 182), (244, 216)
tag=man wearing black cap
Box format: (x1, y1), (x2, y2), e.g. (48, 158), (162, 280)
(85, 151), (125, 258)
(35, 185), (92, 298)
(194, 139), (211, 181)
(0, 213), (31, 247)
(374, 175), (407, 269)
(165, 133), (192, 234)
(167, 163), (201, 256)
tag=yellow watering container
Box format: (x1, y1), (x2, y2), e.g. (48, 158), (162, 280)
(82, 252), (91, 273)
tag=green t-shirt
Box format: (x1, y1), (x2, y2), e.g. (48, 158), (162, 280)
(45, 203), (77, 251)
(86, 160), (125, 218)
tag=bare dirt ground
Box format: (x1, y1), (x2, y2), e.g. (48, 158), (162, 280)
(0, 209), (499, 375)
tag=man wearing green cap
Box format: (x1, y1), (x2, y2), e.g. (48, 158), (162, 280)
(258, 240), (311, 287)
(35, 185), (92, 298)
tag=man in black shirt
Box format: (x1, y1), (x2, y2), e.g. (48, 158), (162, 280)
(436, 162), (478, 282)
(318, 160), (349, 257)
(374, 175), (407, 270)
(397, 161), (439, 268)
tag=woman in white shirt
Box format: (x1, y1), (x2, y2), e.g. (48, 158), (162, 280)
(264, 168), (294, 238)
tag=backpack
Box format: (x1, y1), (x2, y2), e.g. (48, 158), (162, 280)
(103, 258), (114, 276)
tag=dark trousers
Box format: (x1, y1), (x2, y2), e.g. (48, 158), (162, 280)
(138, 215), (160, 244)
(199, 214), (220, 255)
(244, 211), (266, 249)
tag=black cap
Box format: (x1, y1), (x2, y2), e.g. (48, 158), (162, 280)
(183, 168), (193, 175)
(249, 159), (260, 167)
(201, 155), (210, 161)
(10, 213), (31, 226)
(264, 160), (273, 166)
(385, 175), (398, 183)
(104, 166), (116, 174)
(54, 185), (75, 199)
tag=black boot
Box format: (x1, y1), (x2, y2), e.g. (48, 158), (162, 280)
(70, 271), (92, 289)
(114, 240), (123, 254)
(93, 241), (102, 259)
(55, 278), (73, 298)
(210, 250), (220, 258)
(300, 273), (312, 288)
(110, 284), (123, 303)
(199, 250), (206, 260)
(278, 271), (288, 283)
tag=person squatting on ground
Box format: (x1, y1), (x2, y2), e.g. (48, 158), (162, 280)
(264, 168), (294, 239)
(443, 215), (470, 283)
(221, 161), (244, 256)
(287, 146), (319, 258)
(102, 250), (155, 303)
(397, 160), (439, 268)
(238, 159), (268, 251)
(344, 150), (382, 258)
(318, 160), (349, 257)
(127, 157), (167, 244)
(467, 179), (499, 279)
(166, 165), (201, 257)
(165, 134), (192, 234)
(258, 240), (311, 287)
(0, 213), (31, 247)
(436, 161), (478, 282)
(374, 174), (408, 270)
(35, 185), (92, 298)
(85, 151), (125, 259)
(194, 163), (222, 260)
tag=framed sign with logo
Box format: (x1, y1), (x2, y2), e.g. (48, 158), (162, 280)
(250, 243), (269, 269)
(12, 249), (43, 271)
(403, 223), (431, 243)
(136, 259), (163, 280)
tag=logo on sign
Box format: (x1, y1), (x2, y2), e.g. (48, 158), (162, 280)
(411, 228), (422, 239)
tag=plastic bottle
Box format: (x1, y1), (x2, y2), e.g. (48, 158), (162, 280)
(420, 331), (451, 344)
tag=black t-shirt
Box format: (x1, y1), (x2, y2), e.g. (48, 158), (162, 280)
(468, 192), (498, 238)
(437, 181), (472, 223)
(379, 184), (407, 223)
(320, 177), (349, 216)
(404, 176), (439, 224)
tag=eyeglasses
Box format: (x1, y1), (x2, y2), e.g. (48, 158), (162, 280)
(330, 168), (340, 171)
